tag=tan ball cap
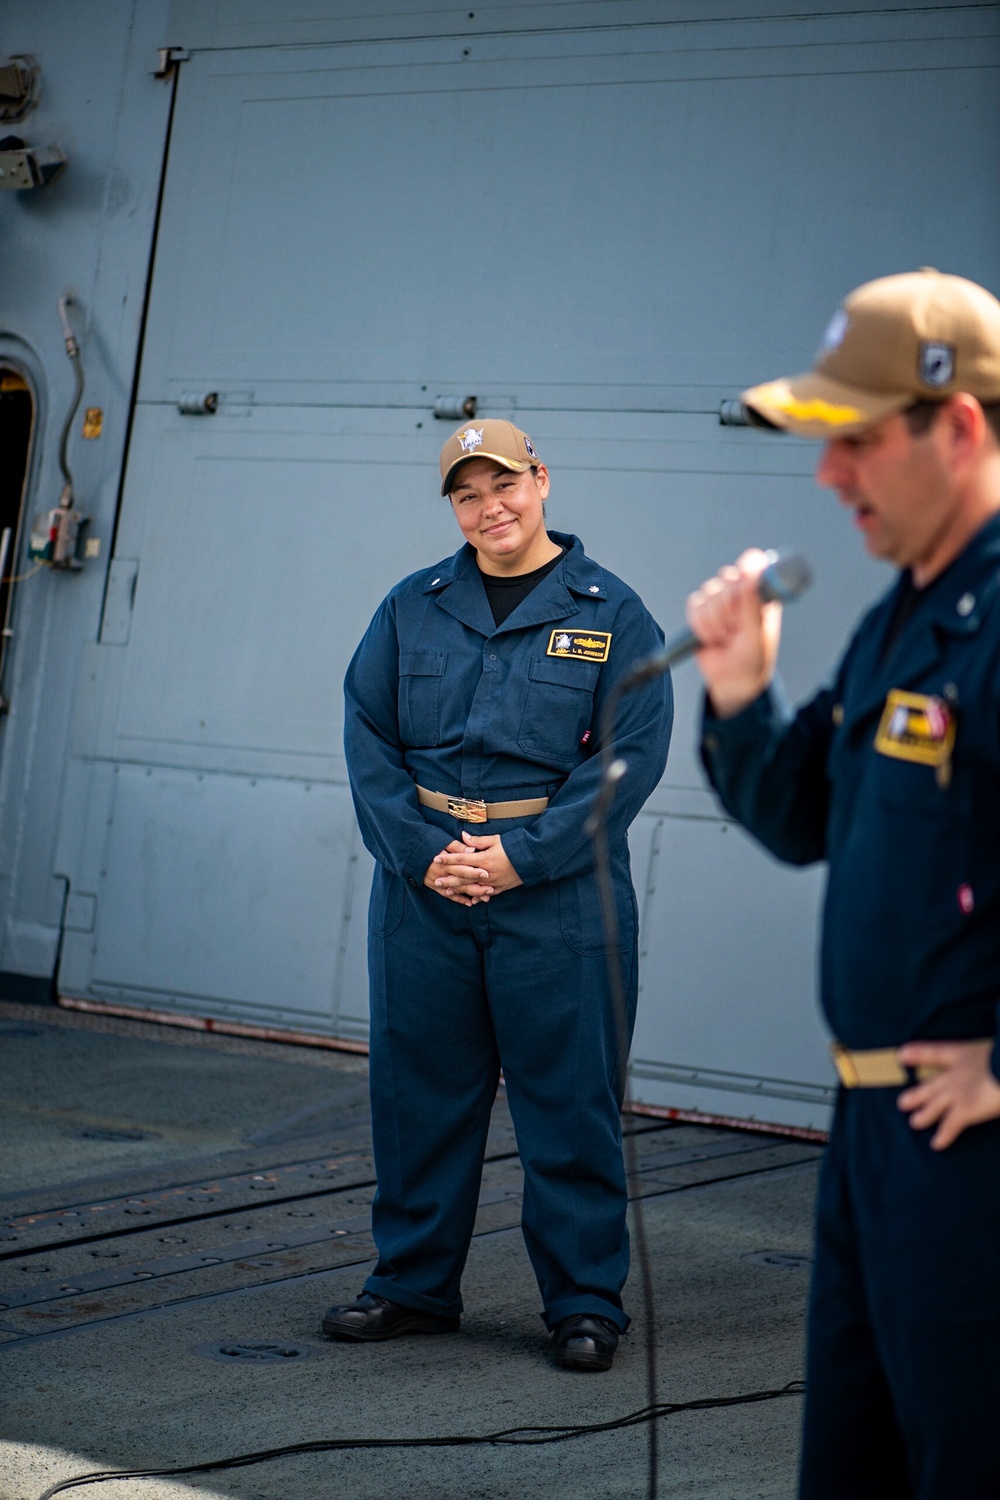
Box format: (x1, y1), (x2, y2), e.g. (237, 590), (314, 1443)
(742, 269), (1000, 438)
(440, 418), (541, 495)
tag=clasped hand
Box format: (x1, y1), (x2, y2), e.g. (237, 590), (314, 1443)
(422, 831), (524, 907)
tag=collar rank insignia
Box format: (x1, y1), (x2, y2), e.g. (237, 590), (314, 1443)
(458, 426), (484, 453)
(874, 690), (955, 768)
(546, 628), (612, 663)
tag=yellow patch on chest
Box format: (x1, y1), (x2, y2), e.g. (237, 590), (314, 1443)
(874, 689), (955, 767)
(546, 629), (611, 663)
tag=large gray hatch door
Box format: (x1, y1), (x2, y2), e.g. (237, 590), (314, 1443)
(57, 9), (999, 1128)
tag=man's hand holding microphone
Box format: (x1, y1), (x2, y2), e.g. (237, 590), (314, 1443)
(685, 548), (792, 717)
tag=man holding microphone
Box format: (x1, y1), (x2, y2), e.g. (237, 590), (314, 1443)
(688, 269), (1000, 1498)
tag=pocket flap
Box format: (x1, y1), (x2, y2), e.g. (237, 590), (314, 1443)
(399, 650), (448, 677)
(527, 656), (600, 691)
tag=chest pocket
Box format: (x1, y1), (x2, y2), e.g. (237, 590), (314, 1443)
(834, 719), (970, 932)
(398, 650), (448, 747)
(517, 655), (600, 767)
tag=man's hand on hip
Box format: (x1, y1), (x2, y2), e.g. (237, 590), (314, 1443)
(897, 1039), (1000, 1149)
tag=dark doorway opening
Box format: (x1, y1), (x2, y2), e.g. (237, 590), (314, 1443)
(0, 364), (35, 707)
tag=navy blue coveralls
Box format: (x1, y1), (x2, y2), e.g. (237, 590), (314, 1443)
(702, 515), (1000, 1499)
(344, 530), (672, 1331)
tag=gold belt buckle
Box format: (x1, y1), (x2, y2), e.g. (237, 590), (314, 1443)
(447, 796), (488, 824)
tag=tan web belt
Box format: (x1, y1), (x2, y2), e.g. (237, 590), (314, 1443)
(415, 784), (549, 824)
(831, 1044), (940, 1088)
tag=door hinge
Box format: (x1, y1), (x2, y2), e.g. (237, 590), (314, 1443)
(154, 47), (191, 80)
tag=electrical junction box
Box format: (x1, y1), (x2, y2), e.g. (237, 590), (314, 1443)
(29, 508), (88, 568)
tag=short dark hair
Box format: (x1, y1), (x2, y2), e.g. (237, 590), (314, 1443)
(903, 397), (1000, 443)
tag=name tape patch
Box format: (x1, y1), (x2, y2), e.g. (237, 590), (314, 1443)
(546, 629), (612, 663)
(874, 689), (955, 767)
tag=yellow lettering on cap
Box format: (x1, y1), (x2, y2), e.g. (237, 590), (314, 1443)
(754, 385), (865, 426)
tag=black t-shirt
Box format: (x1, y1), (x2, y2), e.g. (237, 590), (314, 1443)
(480, 548), (565, 627)
(880, 571), (922, 665)
(880, 553), (968, 666)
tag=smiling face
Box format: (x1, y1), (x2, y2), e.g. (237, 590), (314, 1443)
(447, 457), (556, 575)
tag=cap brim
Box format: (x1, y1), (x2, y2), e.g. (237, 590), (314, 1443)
(741, 371), (910, 438)
(440, 452), (533, 496)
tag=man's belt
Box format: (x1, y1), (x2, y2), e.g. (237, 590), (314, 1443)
(415, 784), (549, 824)
(831, 1043), (940, 1088)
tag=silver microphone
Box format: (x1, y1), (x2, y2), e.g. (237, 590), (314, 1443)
(624, 549), (814, 685)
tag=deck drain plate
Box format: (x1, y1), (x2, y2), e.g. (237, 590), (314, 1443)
(744, 1251), (812, 1271)
(72, 1128), (157, 1141)
(194, 1341), (319, 1364)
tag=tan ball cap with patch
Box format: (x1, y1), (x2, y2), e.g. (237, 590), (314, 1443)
(742, 269), (1000, 438)
(440, 418), (541, 495)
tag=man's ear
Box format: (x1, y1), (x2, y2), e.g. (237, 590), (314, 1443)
(941, 393), (986, 460)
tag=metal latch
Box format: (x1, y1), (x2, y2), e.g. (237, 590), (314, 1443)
(0, 57), (39, 122)
(177, 391), (219, 415)
(0, 138), (66, 190)
(434, 395), (478, 421)
(154, 48), (191, 79)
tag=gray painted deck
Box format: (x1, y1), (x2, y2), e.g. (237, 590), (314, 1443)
(0, 1001), (818, 1498)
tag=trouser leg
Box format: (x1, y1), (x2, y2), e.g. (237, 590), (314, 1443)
(799, 1102), (909, 1499)
(365, 869), (498, 1318)
(853, 1093), (1000, 1500)
(485, 873), (638, 1331)
(801, 1090), (1000, 1500)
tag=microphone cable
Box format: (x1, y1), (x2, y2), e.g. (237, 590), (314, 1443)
(35, 1382), (806, 1498)
(583, 545), (814, 1498)
(585, 669), (662, 1499)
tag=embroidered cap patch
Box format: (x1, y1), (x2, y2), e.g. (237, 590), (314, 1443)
(546, 629), (612, 663)
(874, 689), (955, 767)
(918, 341), (955, 389)
(817, 307), (849, 355)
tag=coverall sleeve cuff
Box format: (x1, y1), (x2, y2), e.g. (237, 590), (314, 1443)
(990, 1008), (1000, 1084)
(700, 681), (790, 763)
(499, 826), (548, 887)
(401, 825), (453, 885)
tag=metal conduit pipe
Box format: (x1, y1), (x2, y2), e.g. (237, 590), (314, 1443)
(56, 295), (84, 507)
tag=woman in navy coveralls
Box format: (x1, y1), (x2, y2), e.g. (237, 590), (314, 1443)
(321, 419), (673, 1369)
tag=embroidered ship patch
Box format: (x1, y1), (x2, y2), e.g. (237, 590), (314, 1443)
(546, 629), (612, 663)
